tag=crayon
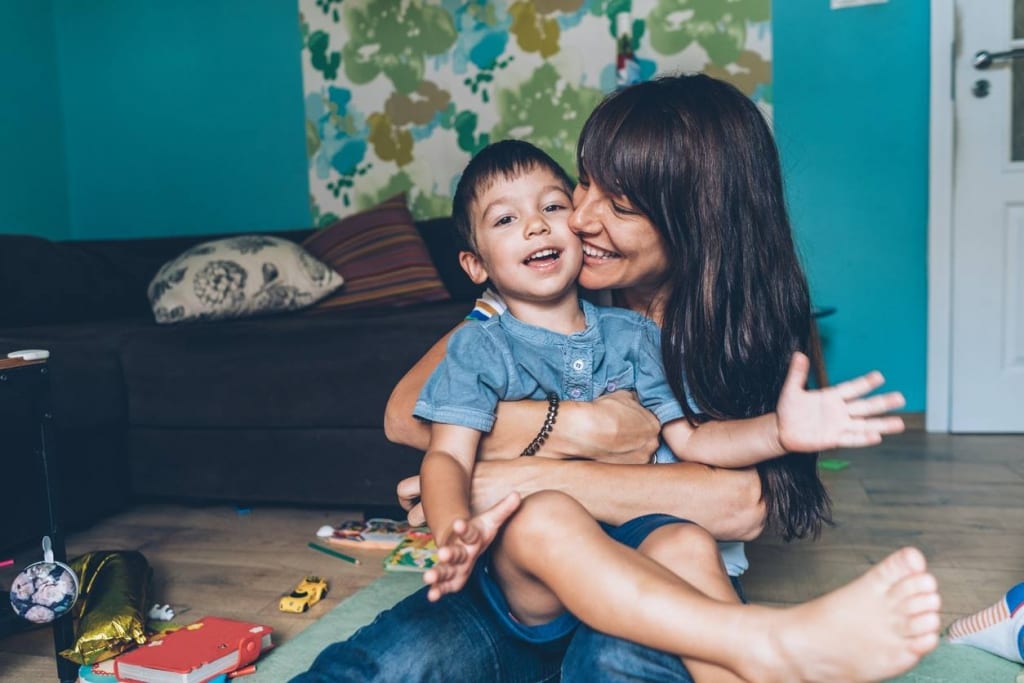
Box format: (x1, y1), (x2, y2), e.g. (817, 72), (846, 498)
(307, 542), (360, 565)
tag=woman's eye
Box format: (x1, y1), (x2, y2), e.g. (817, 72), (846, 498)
(611, 202), (634, 215)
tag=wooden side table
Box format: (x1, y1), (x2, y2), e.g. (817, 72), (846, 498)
(0, 354), (77, 683)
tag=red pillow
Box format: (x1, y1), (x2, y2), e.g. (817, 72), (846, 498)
(302, 195), (450, 311)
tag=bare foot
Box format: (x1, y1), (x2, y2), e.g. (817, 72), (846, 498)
(744, 547), (941, 683)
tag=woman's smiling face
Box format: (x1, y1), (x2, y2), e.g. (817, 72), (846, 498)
(568, 179), (671, 296)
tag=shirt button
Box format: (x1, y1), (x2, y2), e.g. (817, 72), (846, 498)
(607, 382), (617, 392)
(570, 388), (582, 399)
(572, 359), (585, 371)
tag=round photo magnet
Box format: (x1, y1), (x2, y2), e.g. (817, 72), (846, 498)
(9, 536), (79, 624)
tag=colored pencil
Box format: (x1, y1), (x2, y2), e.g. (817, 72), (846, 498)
(307, 542), (360, 565)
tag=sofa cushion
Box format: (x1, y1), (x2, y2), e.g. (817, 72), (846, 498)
(302, 195), (451, 311)
(147, 236), (343, 324)
(120, 301), (470, 429)
(0, 235), (155, 327)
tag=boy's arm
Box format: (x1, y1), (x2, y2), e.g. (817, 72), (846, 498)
(661, 352), (907, 467)
(420, 423), (481, 544)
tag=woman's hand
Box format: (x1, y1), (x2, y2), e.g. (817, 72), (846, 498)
(481, 390), (660, 463)
(776, 352), (906, 452)
(397, 475), (427, 526)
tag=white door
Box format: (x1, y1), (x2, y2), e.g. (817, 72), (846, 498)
(949, 0), (1024, 432)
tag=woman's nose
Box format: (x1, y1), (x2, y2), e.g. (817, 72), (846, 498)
(569, 193), (597, 236)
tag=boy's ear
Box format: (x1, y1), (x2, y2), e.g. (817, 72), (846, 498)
(458, 250), (490, 286)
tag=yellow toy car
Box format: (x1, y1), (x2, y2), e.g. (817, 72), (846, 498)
(279, 575), (329, 613)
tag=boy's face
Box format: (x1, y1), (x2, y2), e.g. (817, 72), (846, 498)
(460, 168), (582, 305)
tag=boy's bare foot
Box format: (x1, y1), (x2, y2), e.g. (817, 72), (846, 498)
(745, 547), (941, 683)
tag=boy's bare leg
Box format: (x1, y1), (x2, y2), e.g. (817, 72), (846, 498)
(492, 491), (941, 683)
(636, 524), (746, 683)
(492, 497), (745, 682)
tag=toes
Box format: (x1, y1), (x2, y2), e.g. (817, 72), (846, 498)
(901, 592), (942, 618)
(889, 572), (939, 602)
(904, 611), (942, 639)
(908, 631), (940, 656)
(877, 547), (928, 583)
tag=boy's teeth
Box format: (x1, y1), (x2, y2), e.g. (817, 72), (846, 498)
(526, 249), (558, 261)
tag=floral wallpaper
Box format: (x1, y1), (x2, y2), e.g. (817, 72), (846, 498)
(300, 0), (771, 225)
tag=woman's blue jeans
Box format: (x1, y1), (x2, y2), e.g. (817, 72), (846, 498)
(288, 576), (745, 682)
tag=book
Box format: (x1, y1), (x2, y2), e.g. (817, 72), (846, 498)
(382, 528), (438, 572)
(77, 658), (116, 682)
(319, 517), (411, 550)
(113, 616), (272, 683)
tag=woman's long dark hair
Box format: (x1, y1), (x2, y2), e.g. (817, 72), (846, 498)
(577, 74), (831, 541)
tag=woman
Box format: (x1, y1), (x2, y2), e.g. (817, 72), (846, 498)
(291, 74), (937, 683)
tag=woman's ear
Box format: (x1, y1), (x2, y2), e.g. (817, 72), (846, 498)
(458, 250), (490, 285)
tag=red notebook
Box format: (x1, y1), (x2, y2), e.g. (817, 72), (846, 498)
(113, 616), (273, 683)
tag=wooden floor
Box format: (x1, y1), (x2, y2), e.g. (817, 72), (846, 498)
(2, 425), (1023, 681)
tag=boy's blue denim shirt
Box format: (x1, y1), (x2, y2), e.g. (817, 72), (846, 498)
(414, 299), (687, 432)
(416, 295), (749, 577)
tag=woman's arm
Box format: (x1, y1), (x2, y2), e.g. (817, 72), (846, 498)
(400, 457), (766, 541)
(469, 458), (766, 541)
(385, 325), (660, 462)
(384, 326), (462, 452)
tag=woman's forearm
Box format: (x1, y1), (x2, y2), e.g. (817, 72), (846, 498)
(481, 392), (660, 463)
(386, 330), (662, 463)
(471, 458), (766, 541)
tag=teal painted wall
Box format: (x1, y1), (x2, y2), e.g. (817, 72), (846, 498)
(53, 0), (311, 239)
(0, 0), (70, 239)
(1, 1), (929, 409)
(774, 1), (929, 411)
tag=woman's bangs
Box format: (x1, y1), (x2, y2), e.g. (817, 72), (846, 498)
(578, 98), (655, 202)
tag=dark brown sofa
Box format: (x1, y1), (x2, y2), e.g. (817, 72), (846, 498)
(0, 218), (479, 553)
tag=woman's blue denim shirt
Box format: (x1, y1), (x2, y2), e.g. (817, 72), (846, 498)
(414, 299), (685, 432)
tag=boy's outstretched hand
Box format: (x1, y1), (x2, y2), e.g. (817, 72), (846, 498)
(423, 492), (521, 602)
(776, 351), (906, 453)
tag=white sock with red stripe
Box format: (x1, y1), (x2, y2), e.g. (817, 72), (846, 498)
(946, 582), (1024, 663)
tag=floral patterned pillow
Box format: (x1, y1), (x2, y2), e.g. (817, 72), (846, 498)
(147, 235), (343, 324)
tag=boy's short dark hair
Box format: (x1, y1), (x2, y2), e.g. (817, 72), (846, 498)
(452, 140), (574, 253)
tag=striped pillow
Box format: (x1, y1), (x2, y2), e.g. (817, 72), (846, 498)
(302, 194), (450, 311)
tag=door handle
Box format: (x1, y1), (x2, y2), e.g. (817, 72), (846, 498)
(973, 48), (1024, 69)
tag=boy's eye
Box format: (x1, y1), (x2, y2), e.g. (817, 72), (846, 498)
(543, 203), (567, 213)
(495, 215), (514, 226)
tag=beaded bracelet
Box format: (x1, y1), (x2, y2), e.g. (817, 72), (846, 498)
(521, 393), (560, 456)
